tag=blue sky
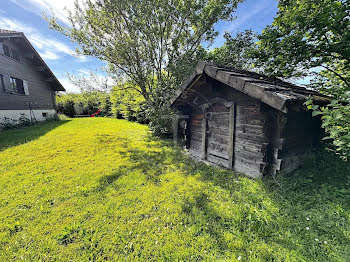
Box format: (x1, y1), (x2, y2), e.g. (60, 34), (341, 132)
(0, 0), (278, 92)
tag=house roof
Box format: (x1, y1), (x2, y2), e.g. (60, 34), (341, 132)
(0, 29), (65, 91)
(170, 62), (330, 113)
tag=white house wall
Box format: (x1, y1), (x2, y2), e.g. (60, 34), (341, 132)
(0, 109), (57, 126)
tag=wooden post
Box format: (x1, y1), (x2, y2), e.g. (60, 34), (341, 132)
(201, 108), (207, 160)
(172, 117), (179, 145)
(228, 103), (235, 169)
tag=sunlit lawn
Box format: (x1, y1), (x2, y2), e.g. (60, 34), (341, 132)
(0, 118), (349, 261)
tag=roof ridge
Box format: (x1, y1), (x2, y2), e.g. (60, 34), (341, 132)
(204, 62), (308, 92)
(0, 29), (22, 34)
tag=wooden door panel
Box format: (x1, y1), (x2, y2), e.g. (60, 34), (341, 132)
(189, 114), (203, 157)
(207, 110), (230, 168)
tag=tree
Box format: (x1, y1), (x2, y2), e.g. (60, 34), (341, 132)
(47, 0), (242, 133)
(206, 30), (260, 71)
(56, 92), (112, 116)
(110, 82), (147, 122)
(256, 0), (350, 159)
(66, 71), (114, 92)
(47, 0), (242, 103)
(256, 0), (350, 82)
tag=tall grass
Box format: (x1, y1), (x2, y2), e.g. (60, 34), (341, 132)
(0, 118), (349, 261)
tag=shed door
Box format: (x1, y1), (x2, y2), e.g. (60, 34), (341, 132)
(206, 104), (230, 167)
(206, 103), (235, 169)
(189, 113), (203, 158)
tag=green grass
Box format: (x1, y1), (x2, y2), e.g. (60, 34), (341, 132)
(0, 118), (349, 261)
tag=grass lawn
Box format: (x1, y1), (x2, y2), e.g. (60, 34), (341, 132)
(0, 118), (349, 261)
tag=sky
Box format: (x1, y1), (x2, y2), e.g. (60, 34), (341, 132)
(0, 0), (279, 92)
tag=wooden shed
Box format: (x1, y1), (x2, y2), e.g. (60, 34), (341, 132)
(170, 62), (329, 178)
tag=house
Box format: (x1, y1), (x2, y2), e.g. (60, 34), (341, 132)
(170, 62), (329, 178)
(0, 29), (65, 127)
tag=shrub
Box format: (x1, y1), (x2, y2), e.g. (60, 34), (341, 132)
(56, 92), (112, 117)
(110, 84), (147, 123)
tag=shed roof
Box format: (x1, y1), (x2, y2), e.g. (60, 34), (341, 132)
(0, 29), (65, 91)
(170, 62), (329, 113)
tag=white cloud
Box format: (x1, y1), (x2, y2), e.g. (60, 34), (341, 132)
(40, 50), (60, 60)
(58, 77), (80, 93)
(0, 17), (78, 60)
(0, 17), (36, 34)
(77, 69), (90, 75)
(9, 0), (75, 25)
(74, 54), (89, 62)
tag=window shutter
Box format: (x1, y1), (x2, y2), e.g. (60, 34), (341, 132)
(23, 80), (29, 95)
(3, 44), (10, 57)
(2, 75), (12, 92)
(16, 79), (24, 94)
(11, 49), (20, 62)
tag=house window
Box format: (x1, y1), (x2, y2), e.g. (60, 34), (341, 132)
(0, 44), (20, 62)
(6, 77), (25, 95)
(9, 77), (17, 93)
(3, 44), (10, 57)
(11, 48), (20, 62)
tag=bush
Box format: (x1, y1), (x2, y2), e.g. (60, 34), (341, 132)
(305, 99), (350, 160)
(146, 106), (174, 137)
(56, 92), (112, 117)
(62, 100), (76, 117)
(110, 84), (147, 123)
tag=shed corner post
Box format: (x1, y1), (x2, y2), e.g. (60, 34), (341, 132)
(172, 116), (179, 146)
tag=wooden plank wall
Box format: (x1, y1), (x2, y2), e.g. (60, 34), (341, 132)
(177, 78), (323, 178)
(189, 113), (203, 158)
(278, 110), (321, 174)
(0, 39), (56, 111)
(183, 80), (270, 178)
(206, 104), (231, 168)
(234, 102), (268, 178)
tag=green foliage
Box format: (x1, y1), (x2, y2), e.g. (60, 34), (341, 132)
(0, 113), (48, 130)
(58, 99), (76, 117)
(110, 81), (176, 135)
(206, 30), (260, 71)
(146, 106), (175, 137)
(47, 0), (243, 134)
(56, 92), (112, 117)
(305, 99), (350, 159)
(0, 118), (349, 260)
(256, 0), (350, 79)
(110, 83), (147, 122)
(1, 115), (28, 130)
(256, 0), (350, 157)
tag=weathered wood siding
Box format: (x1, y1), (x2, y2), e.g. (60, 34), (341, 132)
(172, 65), (324, 178)
(189, 113), (203, 158)
(206, 104), (231, 168)
(278, 110), (322, 174)
(0, 39), (56, 111)
(234, 102), (268, 178)
(185, 80), (268, 177)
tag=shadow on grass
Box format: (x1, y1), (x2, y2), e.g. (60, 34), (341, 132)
(96, 168), (125, 191)
(116, 134), (350, 260)
(0, 120), (70, 152)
